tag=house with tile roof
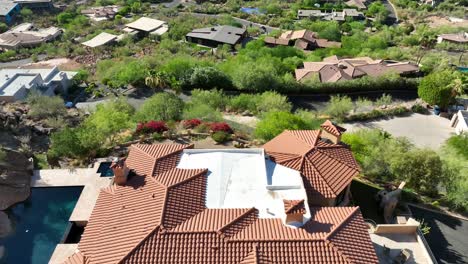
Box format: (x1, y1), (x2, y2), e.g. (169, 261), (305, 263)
(295, 55), (420, 83)
(58, 121), (380, 264)
(264, 29), (341, 50)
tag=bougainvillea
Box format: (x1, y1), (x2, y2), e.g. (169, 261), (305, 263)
(183, 119), (202, 129)
(136, 121), (168, 134)
(210, 122), (232, 133)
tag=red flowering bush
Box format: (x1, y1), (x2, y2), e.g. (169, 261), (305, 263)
(210, 122), (232, 133)
(183, 119), (202, 129)
(136, 121), (168, 134)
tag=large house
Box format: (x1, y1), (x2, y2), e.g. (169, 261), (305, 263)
(265, 29), (341, 50)
(298, 9), (365, 21)
(0, 23), (62, 50)
(80, 5), (120, 22)
(60, 122), (380, 264)
(0, 67), (76, 102)
(295, 55), (420, 83)
(186, 25), (247, 48)
(123, 17), (168, 36)
(0, 0), (20, 24)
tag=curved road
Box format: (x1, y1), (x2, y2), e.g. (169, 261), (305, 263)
(382, 0), (399, 25)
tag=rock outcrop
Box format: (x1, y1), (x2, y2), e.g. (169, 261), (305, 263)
(0, 149), (33, 210)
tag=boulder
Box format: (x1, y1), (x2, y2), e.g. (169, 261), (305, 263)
(0, 149), (32, 210)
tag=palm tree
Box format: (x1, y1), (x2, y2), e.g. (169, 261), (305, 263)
(448, 74), (467, 97)
(145, 70), (169, 90)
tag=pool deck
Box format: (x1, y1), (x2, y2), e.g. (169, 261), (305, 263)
(49, 244), (78, 264)
(34, 164), (114, 264)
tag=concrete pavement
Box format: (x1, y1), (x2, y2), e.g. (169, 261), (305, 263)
(343, 113), (455, 149)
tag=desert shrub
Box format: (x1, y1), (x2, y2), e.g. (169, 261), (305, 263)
(210, 122), (232, 133)
(183, 119), (202, 129)
(27, 93), (66, 119)
(228, 94), (259, 113)
(254, 111), (310, 141)
(344, 107), (410, 122)
(375, 93), (393, 106)
(183, 104), (223, 122)
(136, 121), (168, 134)
(190, 89), (228, 110)
(411, 103), (428, 114)
(324, 95), (353, 120)
(135, 93), (184, 122)
(294, 109), (324, 129)
(194, 123), (210, 133)
(256, 91), (292, 114)
(211, 131), (231, 143)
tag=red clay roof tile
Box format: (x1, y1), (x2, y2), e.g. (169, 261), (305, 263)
(68, 143), (377, 264)
(264, 130), (360, 199)
(283, 199), (306, 215)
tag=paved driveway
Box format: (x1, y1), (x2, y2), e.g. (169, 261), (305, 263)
(343, 113), (455, 149)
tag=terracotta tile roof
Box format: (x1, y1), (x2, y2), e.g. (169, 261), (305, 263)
(283, 199), (306, 214)
(264, 130), (360, 199)
(67, 143), (377, 264)
(321, 120), (347, 136)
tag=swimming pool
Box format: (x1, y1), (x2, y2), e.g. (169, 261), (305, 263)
(97, 162), (114, 177)
(0, 187), (83, 264)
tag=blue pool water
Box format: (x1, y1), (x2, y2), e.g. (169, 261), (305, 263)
(239, 7), (264, 15)
(0, 187), (83, 264)
(457, 67), (468, 73)
(97, 162), (114, 177)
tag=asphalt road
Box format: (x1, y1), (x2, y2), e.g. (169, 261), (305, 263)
(187, 12), (278, 34)
(409, 205), (468, 264)
(382, 0), (398, 25)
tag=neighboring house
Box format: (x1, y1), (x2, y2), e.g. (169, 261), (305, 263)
(186, 25), (247, 48)
(437, 32), (468, 44)
(264, 29), (341, 50)
(295, 55), (419, 82)
(60, 125), (380, 263)
(13, 0), (52, 9)
(0, 23), (62, 50)
(298, 9), (365, 21)
(81, 5), (120, 22)
(82, 32), (119, 48)
(123, 17), (168, 36)
(0, 0), (20, 24)
(346, 0), (367, 9)
(450, 110), (468, 134)
(0, 67), (76, 102)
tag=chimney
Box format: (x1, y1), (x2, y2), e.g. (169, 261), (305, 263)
(283, 200), (306, 226)
(320, 120), (346, 144)
(111, 157), (129, 185)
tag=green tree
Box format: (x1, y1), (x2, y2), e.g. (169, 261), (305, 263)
(0, 23), (8, 33)
(390, 148), (444, 197)
(135, 93), (184, 122)
(254, 111), (310, 141)
(48, 127), (83, 159)
(190, 89), (228, 110)
(83, 99), (135, 145)
(185, 67), (232, 90)
(418, 70), (455, 108)
(20, 8), (33, 19)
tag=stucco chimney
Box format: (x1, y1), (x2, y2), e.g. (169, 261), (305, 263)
(111, 157), (129, 186)
(283, 200), (306, 226)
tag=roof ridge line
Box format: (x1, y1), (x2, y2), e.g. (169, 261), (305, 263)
(324, 207), (360, 241)
(166, 168), (208, 189)
(217, 207), (257, 234)
(266, 151), (302, 163)
(286, 130), (320, 150)
(303, 157), (335, 196)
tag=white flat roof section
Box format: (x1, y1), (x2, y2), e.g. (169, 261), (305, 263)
(125, 17), (166, 32)
(82, 32), (118, 48)
(177, 149), (310, 220)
